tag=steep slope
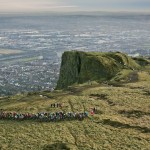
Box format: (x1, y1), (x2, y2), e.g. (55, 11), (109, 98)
(0, 72), (150, 150)
(56, 51), (140, 89)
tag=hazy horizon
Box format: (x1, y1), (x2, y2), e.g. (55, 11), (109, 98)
(0, 0), (150, 13)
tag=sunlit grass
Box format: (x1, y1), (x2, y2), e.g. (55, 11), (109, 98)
(0, 71), (150, 150)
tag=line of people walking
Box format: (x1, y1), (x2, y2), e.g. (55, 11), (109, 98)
(0, 111), (89, 122)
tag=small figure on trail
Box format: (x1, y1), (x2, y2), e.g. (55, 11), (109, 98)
(56, 103), (59, 107)
(84, 111), (88, 117)
(90, 110), (94, 116)
(78, 113), (83, 121)
(51, 104), (54, 107)
(59, 103), (62, 108)
(90, 108), (95, 121)
(93, 107), (96, 113)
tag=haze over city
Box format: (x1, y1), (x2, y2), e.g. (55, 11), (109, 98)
(0, 0), (150, 95)
(0, 0), (150, 13)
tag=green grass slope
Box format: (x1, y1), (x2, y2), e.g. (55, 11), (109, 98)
(0, 70), (150, 150)
(56, 51), (141, 89)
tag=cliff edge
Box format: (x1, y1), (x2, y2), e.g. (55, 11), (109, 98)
(56, 51), (141, 89)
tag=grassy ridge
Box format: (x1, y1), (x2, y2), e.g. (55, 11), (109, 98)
(0, 70), (150, 150)
(56, 51), (141, 89)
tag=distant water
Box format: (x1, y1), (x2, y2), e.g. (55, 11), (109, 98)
(0, 12), (150, 54)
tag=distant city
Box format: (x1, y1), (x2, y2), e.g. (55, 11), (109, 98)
(0, 13), (150, 96)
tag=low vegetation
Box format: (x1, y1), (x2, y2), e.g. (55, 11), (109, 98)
(0, 51), (149, 150)
(0, 70), (150, 150)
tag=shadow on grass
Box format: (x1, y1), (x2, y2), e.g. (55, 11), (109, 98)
(89, 94), (116, 106)
(89, 93), (108, 100)
(67, 84), (101, 96)
(95, 110), (103, 115)
(107, 82), (125, 87)
(100, 119), (150, 133)
(143, 89), (150, 96)
(0, 117), (86, 124)
(128, 71), (138, 82)
(43, 142), (70, 150)
(119, 110), (150, 118)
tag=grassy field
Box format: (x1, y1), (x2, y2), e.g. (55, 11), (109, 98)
(0, 70), (150, 150)
(0, 49), (23, 55)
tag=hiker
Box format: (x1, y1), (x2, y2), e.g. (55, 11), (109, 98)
(84, 111), (88, 117)
(59, 103), (63, 108)
(93, 107), (96, 113)
(78, 113), (84, 121)
(90, 108), (94, 121)
(90, 110), (94, 116)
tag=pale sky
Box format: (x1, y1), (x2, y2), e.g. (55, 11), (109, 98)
(0, 0), (150, 13)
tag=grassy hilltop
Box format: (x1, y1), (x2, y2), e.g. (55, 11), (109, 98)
(0, 51), (150, 150)
(56, 51), (142, 89)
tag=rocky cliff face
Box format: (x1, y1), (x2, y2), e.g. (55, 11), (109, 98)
(56, 51), (140, 89)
